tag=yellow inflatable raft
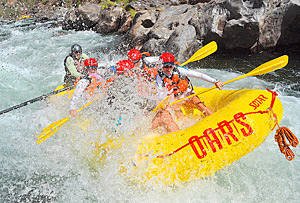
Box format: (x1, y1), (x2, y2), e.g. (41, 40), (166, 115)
(94, 87), (283, 185)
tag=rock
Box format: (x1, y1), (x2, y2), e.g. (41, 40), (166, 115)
(137, 4), (200, 59)
(62, 4), (128, 34)
(164, 24), (199, 62)
(118, 14), (132, 35)
(95, 6), (127, 34)
(222, 19), (259, 50)
(123, 1), (261, 59)
(58, 0), (300, 57)
(62, 3), (102, 31)
(258, 0), (300, 51)
(125, 1), (148, 11)
(121, 10), (159, 48)
(32, 2), (67, 23)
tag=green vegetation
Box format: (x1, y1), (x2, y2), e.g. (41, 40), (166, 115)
(99, 0), (136, 9)
(128, 8), (136, 18)
(0, 0), (138, 20)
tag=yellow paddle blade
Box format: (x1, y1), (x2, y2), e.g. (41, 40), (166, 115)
(152, 96), (169, 112)
(170, 55), (289, 106)
(247, 55), (288, 76)
(35, 91), (106, 144)
(35, 116), (70, 144)
(35, 100), (96, 144)
(224, 55), (289, 85)
(181, 41), (217, 66)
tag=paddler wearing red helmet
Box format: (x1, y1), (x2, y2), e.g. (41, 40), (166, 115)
(115, 59), (135, 76)
(70, 58), (103, 117)
(151, 52), (225, 133)
(127, 49), (158, 82)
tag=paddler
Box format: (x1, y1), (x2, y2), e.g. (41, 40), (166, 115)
(151, 52), (224, 133)
(127, 49), (158, 82)
(69, 58), (103, 117)
(64, 44), (89, 86)
(115, 59), (135, 76)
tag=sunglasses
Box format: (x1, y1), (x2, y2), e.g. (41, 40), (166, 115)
(86, 65), (98, 69)
(132, 59), (140, 64)
(163, 65), (173, 68)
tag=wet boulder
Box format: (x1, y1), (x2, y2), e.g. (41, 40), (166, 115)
(140, 4), (199, 60)
(258, 0), (300, 51)
(95, 6), (127, 34)
(122, 10), (159, 49)
(62, 3), (102, 31)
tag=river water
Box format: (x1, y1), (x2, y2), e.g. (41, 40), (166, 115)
(0, 19), (299, 202)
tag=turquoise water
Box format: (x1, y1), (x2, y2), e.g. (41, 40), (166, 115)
(0, 19), (299, 202)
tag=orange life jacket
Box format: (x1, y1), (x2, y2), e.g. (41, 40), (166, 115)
(159, 67), (190, 97)
(74, 75), (103, 98)
(103, 76), (116, 89)
(141, 64), (158, 82)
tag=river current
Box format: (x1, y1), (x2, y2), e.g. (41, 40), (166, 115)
(0, 19), (299, 202)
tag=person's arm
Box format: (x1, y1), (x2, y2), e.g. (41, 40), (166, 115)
(69, 79), (90, 116)
(65, 57), (82, 78)
(178, 66), (224, 89)
(177, 66), (217, 84)
(143, 56), (160, 68)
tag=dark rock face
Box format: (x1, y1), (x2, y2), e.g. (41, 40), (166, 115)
(258, 0), (300, 51)
(62, 3), (103, 31)
(279, 3), (300, 46)
(62, 4), (127, 33)
(95, 6), (127, 34)
(122, 10), (159, 49)
(61, 0), (300, 60)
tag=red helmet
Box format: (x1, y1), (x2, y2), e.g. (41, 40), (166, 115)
(127, 49), (141, 63)
(85, 58), (98, 69)
(160, 52), (175, 65)
(116, 60), (134, 75)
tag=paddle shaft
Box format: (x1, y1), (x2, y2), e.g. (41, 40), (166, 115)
(0, 85), (74, 115)
(170, 55), (289, 106)
(170, 75), (244, 106)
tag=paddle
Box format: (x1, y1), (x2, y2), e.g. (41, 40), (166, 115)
(0, 85), (74, 115)
(170, 55), (289, 106)
(35, 90), (105, 144)
(152, 41), (218, 112)
(180, 41), (217, 66)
